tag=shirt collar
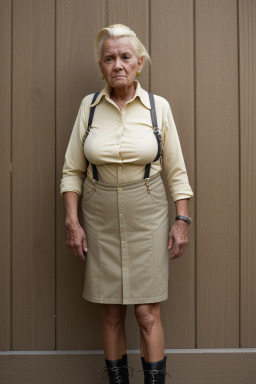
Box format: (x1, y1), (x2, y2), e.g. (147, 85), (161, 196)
(90, 80), (151, 109)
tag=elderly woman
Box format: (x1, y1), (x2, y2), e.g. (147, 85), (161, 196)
(60, 24), (193, 384)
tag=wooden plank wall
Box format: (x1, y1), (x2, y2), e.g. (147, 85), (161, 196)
(12, 0), (56, 350)
(239, 0), (256, 347)
(1, 0), (256, 382)
(195, 0), (240, 347)
(0, 0), (12, 351)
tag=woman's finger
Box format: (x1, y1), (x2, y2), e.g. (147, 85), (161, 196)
(82, 238), (88, 254)
(179, 244), (186, 256)
(171, 241), (181, 259)
(168, 237), (173, 251)
(75, 244), (86, 261)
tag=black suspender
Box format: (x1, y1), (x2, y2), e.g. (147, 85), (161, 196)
(144, 92), (161, 179)
(84, 92), (100, 143)
(88, 92), (100, 127)
(86, 93), (100, 181)
(85, 92), (161, 181)
(149, 93), (161, 162)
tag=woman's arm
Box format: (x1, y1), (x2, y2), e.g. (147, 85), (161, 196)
(168, 198), (190, 260)
(64, 191), (87, 261)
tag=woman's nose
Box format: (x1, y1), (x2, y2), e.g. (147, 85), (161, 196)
(114, 58), (123, 70)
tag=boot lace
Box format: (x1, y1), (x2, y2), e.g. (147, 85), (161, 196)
(140, 368), (171, 383)
(102, 365), (134, 383)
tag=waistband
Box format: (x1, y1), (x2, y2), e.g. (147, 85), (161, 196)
(85, 172), (162, 192)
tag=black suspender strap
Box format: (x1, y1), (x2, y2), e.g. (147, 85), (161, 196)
(88, 92), (100, 127)
(144, 93), (162, 179)
(91, 164), (99, 181)
(86, 92), (100, 181)
(149, 93), (161, 162)
(144, 163), (151, 180)
(83, 92), (100, 144)
(149, 92), (157, 127)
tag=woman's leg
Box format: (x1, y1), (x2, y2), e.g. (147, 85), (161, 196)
(134, 303), (164, 362)
(101, 304), (127, 360)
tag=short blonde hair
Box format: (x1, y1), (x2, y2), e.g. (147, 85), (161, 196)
(94, 24), (151, 65)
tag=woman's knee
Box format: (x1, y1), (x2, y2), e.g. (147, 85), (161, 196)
(134, 303), (161, 334)
(101, 304), (126, 330)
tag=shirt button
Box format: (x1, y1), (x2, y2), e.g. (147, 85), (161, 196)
(122, 240), (126, 245)
(119, 167), (122, 170)
(119, 213), (124, 217)
(123, 265), (127, 270)
(118, 188), (122, 192)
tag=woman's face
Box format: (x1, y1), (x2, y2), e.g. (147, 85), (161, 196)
(99, 37), (144, 90)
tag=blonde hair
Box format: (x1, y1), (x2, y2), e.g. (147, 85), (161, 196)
(94, 24), (151, 65)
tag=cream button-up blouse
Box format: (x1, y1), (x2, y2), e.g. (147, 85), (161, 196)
(60, 81), (193, 202)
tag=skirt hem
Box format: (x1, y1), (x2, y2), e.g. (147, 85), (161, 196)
(82, 294), (168, 305)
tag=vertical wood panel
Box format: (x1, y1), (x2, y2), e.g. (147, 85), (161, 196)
(151, 0), (195, 348)
(195, 0), (240, 347)
(0, 0), (11, 350)
(12, 0), (55, 349)
(107, 0), (150, 350)
(56, 0), (106, 349)
(239, 0), (256, 347)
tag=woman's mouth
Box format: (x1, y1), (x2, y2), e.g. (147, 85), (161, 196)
(113, 75), (126, 79)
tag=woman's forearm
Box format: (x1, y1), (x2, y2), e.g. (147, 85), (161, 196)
(63, 191), (87, 260)
(168, 198), (190, 259)
(63, 191), (80, 224)
(174, 198), (189, 217)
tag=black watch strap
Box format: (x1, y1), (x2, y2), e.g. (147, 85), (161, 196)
(175, 215), (192, 225)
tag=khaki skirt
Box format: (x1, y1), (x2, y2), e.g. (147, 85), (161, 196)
(82, 172), (170, 305)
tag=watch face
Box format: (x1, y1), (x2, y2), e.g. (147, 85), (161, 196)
(188, 217), (192, 225)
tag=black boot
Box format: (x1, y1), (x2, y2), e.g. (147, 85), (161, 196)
(141, 356), (169, 384)
(103, 354), (133, 384)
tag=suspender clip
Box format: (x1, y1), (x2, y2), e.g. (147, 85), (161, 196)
(145, 178), (150, 193)
(153, 127), (161, 142)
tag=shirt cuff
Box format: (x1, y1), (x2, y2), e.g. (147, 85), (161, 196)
(170, 183), (194, 202)
(60, 176), (83, 196)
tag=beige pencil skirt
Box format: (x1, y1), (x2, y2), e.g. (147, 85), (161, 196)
(82, 172), (170, 305)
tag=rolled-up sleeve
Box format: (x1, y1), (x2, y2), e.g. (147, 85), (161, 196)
(60, 100), (87, 196)
(161, 100), (193, 201)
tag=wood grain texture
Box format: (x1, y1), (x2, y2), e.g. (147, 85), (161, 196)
(0, 0), (11, 351)
(12, 0), (55, 350)
(195, 0), (240, 347)
(1, 351), (256, 384)
(150, 0), (195, 348)
(107, 0), (150, 350)
(239, 0), (256, 347)
(56, 0), (106, 349)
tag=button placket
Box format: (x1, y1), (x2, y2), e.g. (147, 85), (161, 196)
(117, 186), (129, 303)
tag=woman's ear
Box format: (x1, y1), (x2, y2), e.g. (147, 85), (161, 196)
(138, 56), (144, 72)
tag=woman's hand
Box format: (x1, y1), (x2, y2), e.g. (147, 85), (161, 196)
(65, 221), (88, 261)
(168, 220), (189, 260)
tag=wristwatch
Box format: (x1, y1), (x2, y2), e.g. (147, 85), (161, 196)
(175, 215), (192, 225)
